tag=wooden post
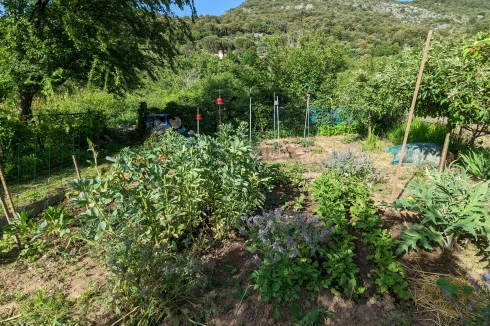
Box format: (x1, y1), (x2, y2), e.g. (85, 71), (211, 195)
(391, 30), (433, 201)
(0, 190), (12, 224)
(72, 155), (81, 180)
(0, 145), (21, 246)
(439, 126), (452, 172)
(0, 146), (17, 217)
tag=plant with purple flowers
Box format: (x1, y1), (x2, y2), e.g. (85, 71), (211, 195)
(241, 209), (333, 317)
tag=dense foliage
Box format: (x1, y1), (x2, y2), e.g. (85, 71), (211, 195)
(65, 124), (270, 321)
(241, 210), (333, 318)
(395, 168), (490, 254)
(0, 0), (195, 117)
(311, 163), (409, 299)
(459, 149), (490, 180)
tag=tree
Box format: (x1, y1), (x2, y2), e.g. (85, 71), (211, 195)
(0, 0), (195, 119)
(415, 37), (490, 147)
(335, 55), (414, 136)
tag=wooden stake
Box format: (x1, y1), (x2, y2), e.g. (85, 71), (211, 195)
(439, 126), (452, 172)
(391, 30), (433, 201)
(0, 191), (12, 224)
(72, 155), (81, 180)
(0, 148), (17, 218)
(0, 146), (21, 246)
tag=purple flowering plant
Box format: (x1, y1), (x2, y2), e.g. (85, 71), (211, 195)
(240, 209), (333, 306)
(241, 209), (333, 265)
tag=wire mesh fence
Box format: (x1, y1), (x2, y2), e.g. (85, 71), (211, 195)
(0, 112), (101, 213)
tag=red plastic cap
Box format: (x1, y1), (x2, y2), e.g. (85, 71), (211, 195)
(217, 97), (224, 105)
(196, 114), (202, 121)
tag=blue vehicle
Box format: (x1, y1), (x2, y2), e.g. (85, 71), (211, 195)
(146, 114), (194, 137)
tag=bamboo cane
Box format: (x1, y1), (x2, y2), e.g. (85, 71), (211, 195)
(391, 30), (433, 201)
(72, 155), (81, 180)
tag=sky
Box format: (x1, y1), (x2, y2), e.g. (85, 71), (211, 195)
(172, 0), (246, 17)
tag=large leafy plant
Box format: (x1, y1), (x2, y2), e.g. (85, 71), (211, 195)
(459, 149), (490, 181)
(395, 168), (490, 254)
(68, 124), (271, 320)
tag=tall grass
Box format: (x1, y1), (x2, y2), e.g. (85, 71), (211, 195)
(387, 118), (449, 145)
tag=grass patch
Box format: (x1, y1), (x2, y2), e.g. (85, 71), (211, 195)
(387, 118), (449, 146)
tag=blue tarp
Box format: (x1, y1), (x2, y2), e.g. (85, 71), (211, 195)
(387, 143), (442, 166)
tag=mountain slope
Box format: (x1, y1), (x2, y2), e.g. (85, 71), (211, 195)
(187, 0), (489, 59)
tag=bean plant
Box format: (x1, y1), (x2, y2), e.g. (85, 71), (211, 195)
(68, 123), (271, 321)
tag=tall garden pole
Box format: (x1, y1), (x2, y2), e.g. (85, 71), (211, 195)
(196, 107), (201, 135)
(391, 30), (433, 201)
(217, 90), (224, 126)
(307, 88), (311, 140)
(273, 93), (277, 141)
(249, 88), (252, 141)
(276, 96), (280, 155)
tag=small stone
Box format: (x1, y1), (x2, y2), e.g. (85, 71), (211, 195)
(267, 318), (275, 325)
(304, 300), (312, 309)
(365, 315), (371, 322)
(344, 312), (351, 319)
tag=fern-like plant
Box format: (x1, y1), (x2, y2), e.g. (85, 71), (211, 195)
(395, 168), (490, 254)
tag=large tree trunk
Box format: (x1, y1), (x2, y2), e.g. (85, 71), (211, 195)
(18, 91), (35, 120)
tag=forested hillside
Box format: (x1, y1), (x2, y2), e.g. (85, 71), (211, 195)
(189, 0), (490, 58)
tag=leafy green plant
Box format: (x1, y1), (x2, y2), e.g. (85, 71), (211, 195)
(395, 168), (490, 254)
(459, 149), (490, 180)
(363, 129), (381, 151)
(312, 170), (409, 299)
(298, 139), (315, 148)
(240, 210), (333, 317)
(68, 124), (271, 321)
(318, 122), (359, 136)
(36, 206), (74, 239)
(292, 308), (335, 326)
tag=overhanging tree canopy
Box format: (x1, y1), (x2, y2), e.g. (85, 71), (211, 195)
(0, 0), (196, 118)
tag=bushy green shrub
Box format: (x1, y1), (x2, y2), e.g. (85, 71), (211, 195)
(321, 150), (381, 184)
(311, 169), (409, 299)
(459, 149), (490, 180)
(68, 123), (271, 321)
(395, 168), (490, 253)
(317, 122), (360, 136)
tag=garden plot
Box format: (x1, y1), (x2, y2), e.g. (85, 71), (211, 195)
(1, 128), (489, 326)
